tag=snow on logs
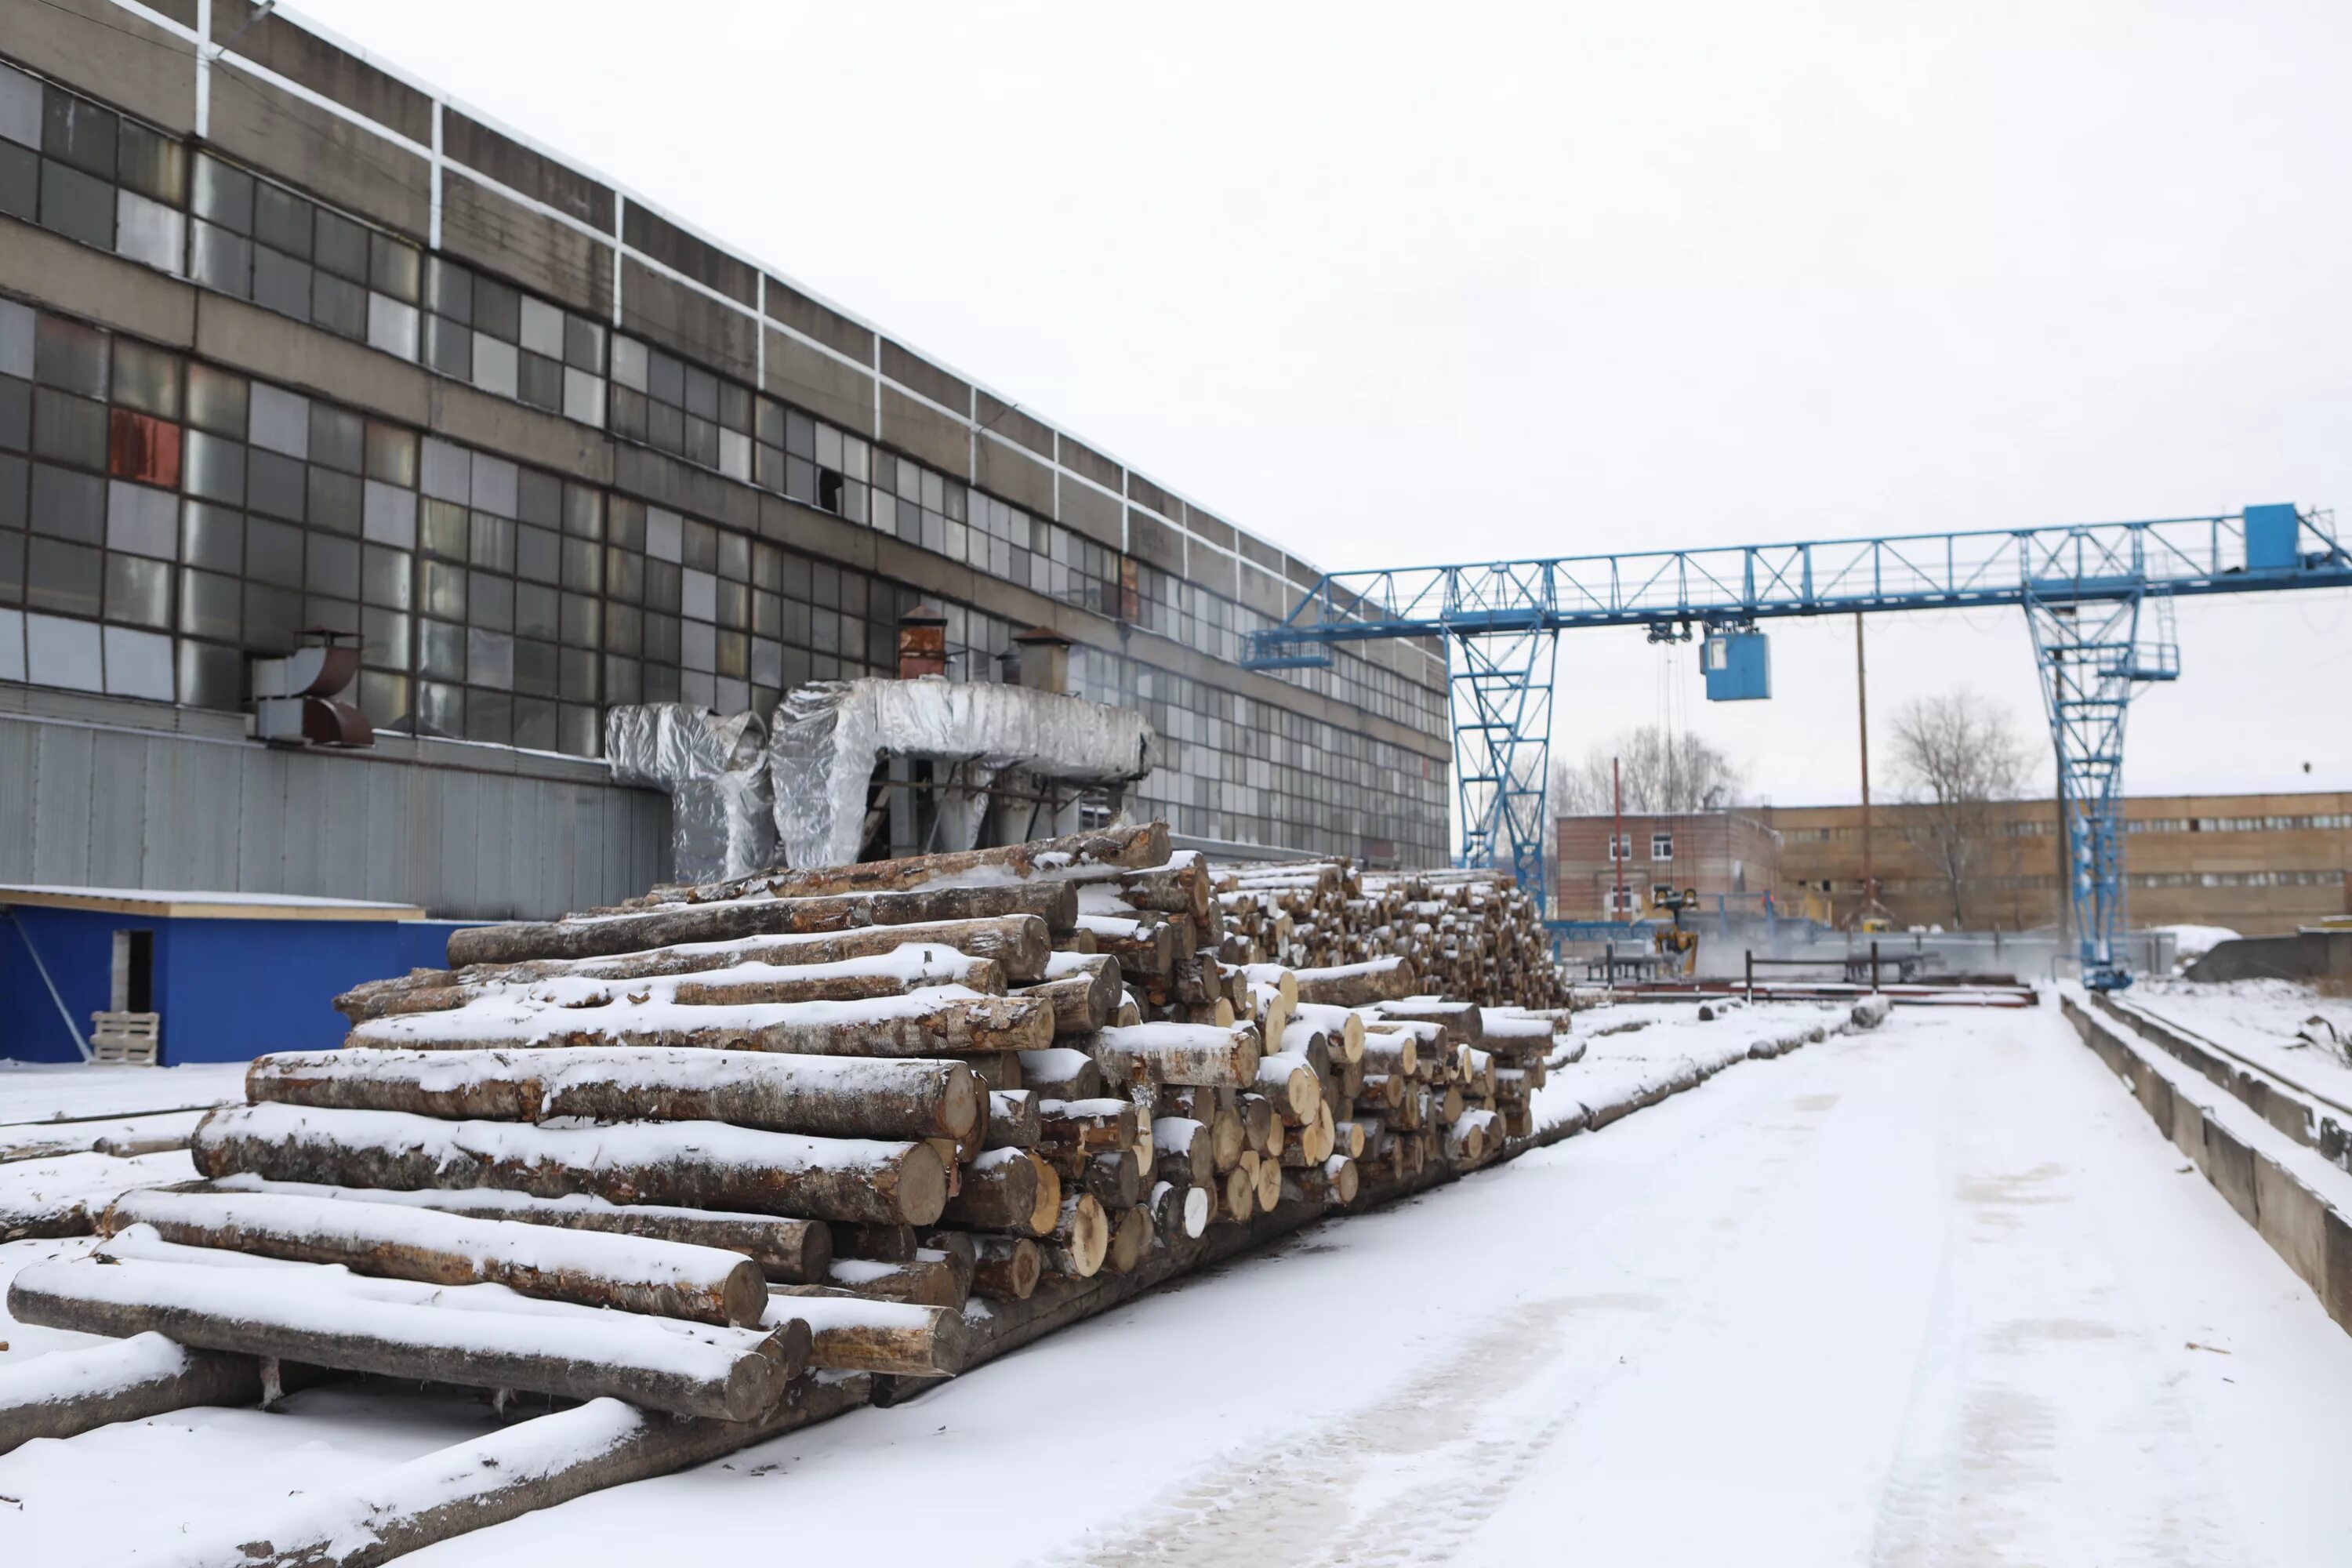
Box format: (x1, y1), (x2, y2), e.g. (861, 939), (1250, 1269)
(249, 1047), (978, 1143)
(100, 1187), (772, 1327)
(6, 1254), (808, 1421)
(196, 1175), (835, 1282)
(444, 882), (1080, 969)
(347, 989), (1051, 1058)
(191, 1103), (949, 1227)
(338, 917), (1058, 1022)
(0, 1330), (260, 1456)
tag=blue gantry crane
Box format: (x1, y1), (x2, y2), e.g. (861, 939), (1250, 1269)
(1243, 504), (2352, 989)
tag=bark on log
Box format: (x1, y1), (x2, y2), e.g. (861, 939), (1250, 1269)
(831, 1224), (917, 1263)
(1360, 1033), (1420, 1076)
(1290, 958), (1418, 1007)
(1290, 1004), (1367, 1062)
(251, 1047), (977, 1143)
(8, 1256), (803, 1421)
(194, 1104), (947, 1227)
(937, 1147), (1040, 1232)
(1149, 1179), (1210, 1240)
(1078, 1022), (1261, 1090)
(981, 1088), (1040, 1150)
(1014, 953), (1124, 1036)
(1016, 1046), (1105, 1100)
(445, 883), (1078, 970)
(193, 1176), (831, 1283)
(968, 1234), (1042, 1301)
(1374, 998), (1484, 1040)
(338, 920), (1051, 1022)
(101, 1189), (769, 1327)
(1150, 1117), (1214, 1188)
(350, 994), (1051, 1060)
(770, 1255), (962, 1308)
(764, 1294), (957, 1377)
(672, 955), (1004, 1006)
(1077, 1150), (1143, 1210)
(150, 1383), (865, 1568)
(0, 1331), (260, 1457)
(647, 823), (1169, 907)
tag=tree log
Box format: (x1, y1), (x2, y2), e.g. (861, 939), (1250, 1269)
(194, 1105), (946, 1227)
(1149, 1179), (1210, 1240)
(645, 822), (1169, 907)
(194, 1176), (830, 1283)
(350, 993), (1050, 1060)
(937, 1146), (1040, 1231)
(1016, 1046), (1105, 1100)
(251, 1047), (976, 1143)
(1252, 1054), (1323, 1125)
(101, 1188), (768, 1327)
(1078, 1022), (1261, 1089)
(765, 1293), (957, 1376)
(981, 1088), (1040, 1150)
(8, 1255), (802, 1421)
(1014, 952), (1124, 1036)
(1042, 1194), (1108, 1278)
(1026, 1154), (1063, 1237)
(1291, 957), (1418, 1007)
(1150, 1117), (1214, 1188)
(1253, 1150), (1283, 1213)
(0, 1331), (260, 1457)
(771, 1254), (962, 1308)
(968, 1234), (1042, 1301)
(1077, 1149), (1143, 1210)
(147, 1384), (865, 1568)
(445, 883), (1078, 969)
(1374, 997), (1484, 1040)
(1102, 1205), (1151, 1275)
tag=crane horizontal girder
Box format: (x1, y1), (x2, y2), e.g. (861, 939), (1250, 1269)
(1244, 506), (2350, 990)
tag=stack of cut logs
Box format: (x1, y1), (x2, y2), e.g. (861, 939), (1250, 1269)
(1211, 861), (1570, 1011)
(5, 823), (1573, 1436)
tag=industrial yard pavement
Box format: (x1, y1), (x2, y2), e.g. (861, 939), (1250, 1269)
(7, 1001), (2350, 1564)
(405, 1001), (2352, 1566)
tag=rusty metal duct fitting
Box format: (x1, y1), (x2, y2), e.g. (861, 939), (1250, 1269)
(252, 631), (372, 749)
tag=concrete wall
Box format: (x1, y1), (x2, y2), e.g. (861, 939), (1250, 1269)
(0, 690), (671, 920)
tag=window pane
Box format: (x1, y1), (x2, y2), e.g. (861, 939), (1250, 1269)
(178, 566), (239, 639)
(245, 516), (303, 586)
(31, 463), (103, 542)
(111, 338), (181, 420)
(253, 183), (310, 258)
(191, 154), (252, 234)
(104, 550), (171, 627)
(186, 363), (247, 437)
(116, 119), (184, 205)
(362, 543), (412, 609)
(26, 536), (101, 614)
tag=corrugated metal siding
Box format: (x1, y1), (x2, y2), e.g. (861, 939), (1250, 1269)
(0, 714), (671, 919)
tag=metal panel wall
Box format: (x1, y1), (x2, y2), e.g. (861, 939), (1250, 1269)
(0, 713), (670, 919)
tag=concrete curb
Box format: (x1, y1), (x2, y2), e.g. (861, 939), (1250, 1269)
(2060, 993), (2352, 1336)
(2090, 992), (2352, 1174)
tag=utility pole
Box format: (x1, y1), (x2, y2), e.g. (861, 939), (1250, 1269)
(1855, 612), (1875, 920)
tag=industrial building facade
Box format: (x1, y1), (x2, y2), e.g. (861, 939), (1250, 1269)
(1555, 792), (2352, 935)
(0, 2), (1451, 919)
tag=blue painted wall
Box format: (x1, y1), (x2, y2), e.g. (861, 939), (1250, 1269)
(1, 906), (487, 1065)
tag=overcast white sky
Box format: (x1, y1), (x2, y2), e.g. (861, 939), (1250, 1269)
(297, 0), (2352, 808)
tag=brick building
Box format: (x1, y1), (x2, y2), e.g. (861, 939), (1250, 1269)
(1555, 810), (1783, 920)
(1554, 791), (2352, 934)
(1758, 792), (2352, 935)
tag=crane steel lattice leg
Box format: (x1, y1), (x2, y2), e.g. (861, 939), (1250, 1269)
(1447, 628), (1557, 915)
(2024, 591), (2168, 990)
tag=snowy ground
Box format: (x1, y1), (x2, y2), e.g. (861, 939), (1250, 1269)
(2127, 978), (2352, 1109)
(8, 1000), (2352, 1563)
(0, 1061), (249, 1123)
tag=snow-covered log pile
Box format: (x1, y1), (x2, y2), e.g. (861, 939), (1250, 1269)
(1210, 860), (1569, 1010)
(4, 820), (1602, 1557)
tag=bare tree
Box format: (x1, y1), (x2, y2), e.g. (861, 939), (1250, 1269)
(1887, 691), (2033, 928)
(1552, 727), (1744, 815)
